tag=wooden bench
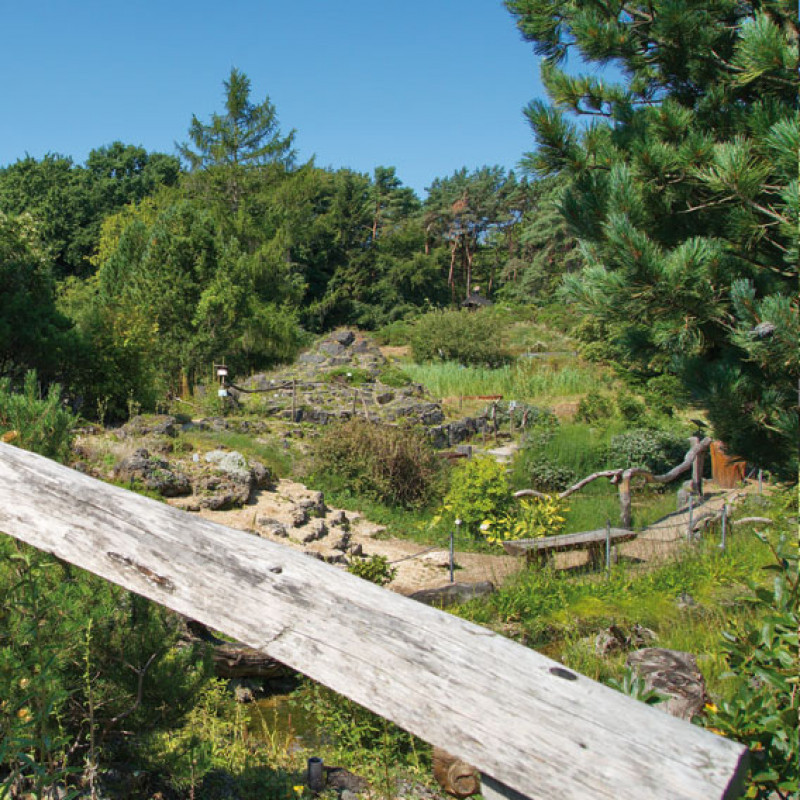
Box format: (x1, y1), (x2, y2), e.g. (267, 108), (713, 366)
(503, 528), (638, 569)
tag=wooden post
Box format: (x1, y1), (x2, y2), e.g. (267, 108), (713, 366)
(352, 389), (357, 416)
(605, 519), (611, 575)
(687, 495), (694, 541)
(720, 504), (727, 550)
(690, 438), (704, 496)
(292, 379), (297, 423)
(0, 443), (749, 800)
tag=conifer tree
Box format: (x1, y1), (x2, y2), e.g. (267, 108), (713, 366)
(507, 0), (798, 475)
(178, 68), (296, 215)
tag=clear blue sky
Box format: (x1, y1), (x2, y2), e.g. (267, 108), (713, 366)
(1, 1), (548, 197)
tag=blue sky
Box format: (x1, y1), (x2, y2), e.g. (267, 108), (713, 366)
(1, 1), (548, 197)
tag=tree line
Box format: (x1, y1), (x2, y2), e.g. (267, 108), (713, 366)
(1, 0), (796, 477)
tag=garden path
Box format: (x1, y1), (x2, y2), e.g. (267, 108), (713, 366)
(182, 478), (764, 595)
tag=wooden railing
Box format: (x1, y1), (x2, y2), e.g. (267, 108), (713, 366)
(0, 443), (747, 800)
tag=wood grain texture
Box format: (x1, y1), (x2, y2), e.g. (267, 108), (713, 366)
(0, 443), (748, 800)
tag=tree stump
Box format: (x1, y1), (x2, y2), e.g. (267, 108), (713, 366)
(432, 748), (481, 798)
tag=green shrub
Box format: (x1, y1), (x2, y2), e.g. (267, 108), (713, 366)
(491, 401), (559, 436)
(410, 310), (507, 367)
(347, 554), (397, 586)
(0, 371), (76, 462)
(575, 392), (615, 423)
(526, 458), (578, 493)
(439, 457), (511, 536)
(378, 366), (412, 388)
(313, 420), (444, 508)
(644, 374), (689, 416)
(480, 496), (569, 546)
(703, 524), (798, 799)
(615, 392), (646, 423)
(325, 366), (372, 385)
(606, 429), (688, 474)
(374, 319), (414, 346)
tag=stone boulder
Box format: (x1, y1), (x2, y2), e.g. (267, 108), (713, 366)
(196, 450), (273, 509)
(255, 516), (288, 538)
(114, 449), (191, 497)
(302, 519), (328, 543)
(117, 414), (178, 439)
(626, 648), (707, 720)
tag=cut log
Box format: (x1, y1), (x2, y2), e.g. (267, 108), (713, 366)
(184, 620), (293, 679)
(433, 748), (481, 798)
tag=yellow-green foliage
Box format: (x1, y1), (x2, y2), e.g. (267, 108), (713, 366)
(438, 457), (511, 535)
(479, 496), (568, 546)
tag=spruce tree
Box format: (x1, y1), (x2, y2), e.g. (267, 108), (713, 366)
(507, 0), (798, 475)
(178, 68), (296, 215)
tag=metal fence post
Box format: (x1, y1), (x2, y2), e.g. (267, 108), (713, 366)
(720, 504), (727, 550)
(451, 519), (461, 583)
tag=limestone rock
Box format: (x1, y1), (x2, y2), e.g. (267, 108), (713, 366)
(329, 509), (349, 528)
(329, 330), (356, 347)
(256, 516), (288, 538)
(410, 582), (495, 609)
(302, 519), (328, 543)
(291, 507), (309, 527)
(117, 414), (177, 439)
(114, 449), (192, 497)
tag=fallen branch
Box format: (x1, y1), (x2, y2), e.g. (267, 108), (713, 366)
(732, 516), (773, 527)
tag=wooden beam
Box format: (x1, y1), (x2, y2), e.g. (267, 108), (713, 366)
(502, 529), (636, 556)
(0, 443), (748, 800)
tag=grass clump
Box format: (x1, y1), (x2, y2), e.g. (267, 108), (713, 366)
(312, 419), (445, 508)
(377, 365), (413, 387)
(324, 366), (372, 385)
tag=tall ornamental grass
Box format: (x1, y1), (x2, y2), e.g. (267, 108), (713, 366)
(404, 360), (609, 402)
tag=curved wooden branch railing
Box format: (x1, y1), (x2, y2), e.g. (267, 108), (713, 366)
(515, 437), (713, 529)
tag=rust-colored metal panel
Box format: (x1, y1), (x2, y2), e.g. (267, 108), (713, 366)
(710, 441), (746, 488)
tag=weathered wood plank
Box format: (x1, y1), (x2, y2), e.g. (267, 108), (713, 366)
(502, 529), (637, 557)
(0, 443), (748, 800)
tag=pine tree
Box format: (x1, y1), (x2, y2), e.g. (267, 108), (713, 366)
(507, 0), (798, 475)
